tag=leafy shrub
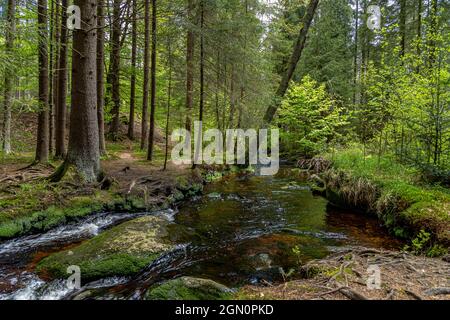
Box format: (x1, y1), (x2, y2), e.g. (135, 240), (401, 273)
(277, 76), (347, 158)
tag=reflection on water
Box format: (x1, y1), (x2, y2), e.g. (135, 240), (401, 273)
(168, 167), (400, 287)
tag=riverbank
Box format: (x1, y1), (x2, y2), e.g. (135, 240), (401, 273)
(237, 246), (450, 300)
(300, 149), (449, 255)
(0, 142), (228, 241)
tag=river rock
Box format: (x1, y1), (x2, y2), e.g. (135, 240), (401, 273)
(36, 216), (174, 282)
(145, 277), (233, 300)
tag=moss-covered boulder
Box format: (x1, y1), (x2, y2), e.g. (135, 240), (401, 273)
(145, 277), (233, 300)
(36, 216), (174, 282)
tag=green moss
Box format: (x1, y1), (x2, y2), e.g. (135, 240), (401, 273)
(322, 149), (450, 246)
(37, 216), (173, 282)
(0, 193), (110, 239)
(145, 277), (232, 300)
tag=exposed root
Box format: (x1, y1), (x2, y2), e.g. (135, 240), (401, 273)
(239, 247), (450, 300)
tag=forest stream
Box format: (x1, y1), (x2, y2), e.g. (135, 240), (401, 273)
(0, 167), (401, 300)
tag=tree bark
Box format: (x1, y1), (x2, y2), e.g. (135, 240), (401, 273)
(36, 0), (50, 163)
(263, 0), (319, 123)
(163, 39), (173, 171)
(55, 0), (68, 158)
(352, 0), (359, 105)
(400, 0), (407, 58)
(128, 0), (138, 140)
(48, 0), (55, 154)
(147, 0), (157, 161)
(141, 0), (150, 150)
(185, 0), (195, 132)
(109, 0), (122, 140)
(2, 0), (15, 154)
(59, 0), (100, 182)
(97, 0), (107, 155)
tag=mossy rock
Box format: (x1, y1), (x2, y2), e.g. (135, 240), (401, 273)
(36, 216), (174, 282)
(145, 277), (233, 300)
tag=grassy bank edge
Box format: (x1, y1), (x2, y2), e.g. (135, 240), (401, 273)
(308, 149), (449, 256)
(0, 166), (237, 241)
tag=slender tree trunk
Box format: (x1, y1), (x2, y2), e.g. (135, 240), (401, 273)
(109, 0), (122, 140)
(163, 39), (173, 171)
(48, 0), (55, 154)
(55, 0), (68, 158)
(141, 0), (150, 150)
(185, 0), (195, 132)
(53, 0), (100, 182)
(193, 0), (204, 168)
(229, 65), (236, 128)
(198, 0), (204, 125)
(400, 0), (407, 58)
(428, 0), (438, 67)
(215, 50), (221, 131)
(36, 0), (50, 163)
(352, 0), (359, 106)
(97, 0), (107, 155)
(263, 0), (319, 123)
(128, 0), (138, 140)
(417, 0), (422, 56)
(147, 0), (157, 161)
(51, 1), (60, 155)
(2, 0), (16, 154)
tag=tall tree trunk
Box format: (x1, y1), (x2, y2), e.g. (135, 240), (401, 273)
(55, 0), (68, 158)
(185, 0), (195, 132)
(128, 0), (138, 140)
(229, 65), (236, 128)
(193, 0), (204, 168)
(147, 0), (157, 161)
(52, 0), (100, 182)
(52, 0), (60, 150)
(263, 0), (319, 123)
(198, 0), (204, 125)
(2, 0), (15, 154)
(352, 0), (359, 106)
(417, 0), (422, 56)
(48, 0), (55, 154)
(36, 0), (50, 163)
(141, 0), (150, 150)
(97, 0), (107, 155)
(215, 50), (221, 131)
(109, 0), (122, 140)
(428, 0), (438, 67)
(400, 0), (407, 58)
(163, 38), (173, 171)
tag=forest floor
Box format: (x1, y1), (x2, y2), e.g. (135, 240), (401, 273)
(237, 247), (450, 300)
(0, 135), (213, 240)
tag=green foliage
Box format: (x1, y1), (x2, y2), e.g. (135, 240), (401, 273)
(404, 230), (448, 257)
(277, 76), (347, 158)
(324, 148), (450, 244)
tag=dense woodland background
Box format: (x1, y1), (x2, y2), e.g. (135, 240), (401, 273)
(0, 0), (448, 183)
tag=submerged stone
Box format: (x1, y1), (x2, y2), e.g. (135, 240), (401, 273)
(145, 277), (233, 300)
(36, 216), (174, 282)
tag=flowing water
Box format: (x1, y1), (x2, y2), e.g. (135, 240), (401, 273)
(0, 168), (400, 300)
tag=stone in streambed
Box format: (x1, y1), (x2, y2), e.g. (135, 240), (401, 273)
(145, 277), (233, 300)
(36, 216), (174, 282)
